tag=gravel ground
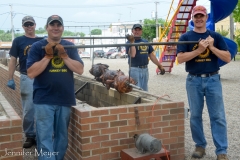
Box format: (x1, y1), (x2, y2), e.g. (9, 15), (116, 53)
(82, 57), (240, 160)
(18, 57), (240, 159)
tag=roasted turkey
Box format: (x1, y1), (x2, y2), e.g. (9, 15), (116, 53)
(89, 64), (136, 93)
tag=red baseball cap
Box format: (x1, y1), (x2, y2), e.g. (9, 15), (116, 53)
(192, 5), (207, 16)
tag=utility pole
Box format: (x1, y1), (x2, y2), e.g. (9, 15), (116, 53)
(128, 7), (134, 21)
(229, 13), (234, 40)
(155, 2), (159, 39)
(117, 13), (122, 22)
(10, 4), (14, 41)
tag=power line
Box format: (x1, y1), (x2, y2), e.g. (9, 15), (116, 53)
(0, 1), (172, 8)
(0, 12), (10, 30)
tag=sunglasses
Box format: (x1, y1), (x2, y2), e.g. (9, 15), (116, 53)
(23, 23), (34, 27)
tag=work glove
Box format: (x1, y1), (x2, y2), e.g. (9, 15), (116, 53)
(44, 42), (57, 59)
(158, 65), (165, 75)
(7, 79), (15, 90)
(125, 34), (135, 43)
(55, 44), (68, 59)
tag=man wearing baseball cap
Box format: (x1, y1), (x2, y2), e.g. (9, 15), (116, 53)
(27, 15), (84, 159)
(125, 23), (165, 91)
(7, 15), (39, 148)
(46, 15), (64, 25)
(177, 5), (230, 160)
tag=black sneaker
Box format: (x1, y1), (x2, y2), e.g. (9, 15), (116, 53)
(23, 138), (36, 148)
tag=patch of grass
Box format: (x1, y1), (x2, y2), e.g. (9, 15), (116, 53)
(233, 54), (240, 61)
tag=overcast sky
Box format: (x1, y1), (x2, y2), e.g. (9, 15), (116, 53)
(0, 0), (210, 34)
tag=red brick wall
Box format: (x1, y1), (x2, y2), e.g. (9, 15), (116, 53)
(0, 64), (185, 160)
(0, 94), (23, 160)
(65, 101), (185, 160)
(0, 64), (22, 115)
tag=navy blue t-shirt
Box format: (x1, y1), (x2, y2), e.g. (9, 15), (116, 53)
(126, 38), (154, 66)
(177, 30), (228, 74)
(9, 36), (39, 73)
(26, 39), (84, 106)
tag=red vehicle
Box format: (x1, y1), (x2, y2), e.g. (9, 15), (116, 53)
(104, 48), (118, 59)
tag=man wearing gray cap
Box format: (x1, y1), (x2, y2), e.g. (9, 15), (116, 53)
(27, 15), (84, 160)
(7, 15), (38, 148)
(125, 24), (165, 91)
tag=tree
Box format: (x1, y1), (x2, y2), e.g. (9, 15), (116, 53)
(0, 27), (86, 42)
(142, 18), (165, 41)
(233, 1), (240, 22)
(35, 27), (46, 34)
(234, 29), (240, 51)
(76, 32), (85, 37)
(91, 29), (102, 35)
(216, 29), (229, 37)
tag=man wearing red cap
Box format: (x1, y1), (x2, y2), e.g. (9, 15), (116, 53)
(177, 5), (230, 160)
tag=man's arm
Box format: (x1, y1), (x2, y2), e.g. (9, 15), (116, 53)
(8, 56), (17, 80)
(62, 58), (84, 75)
(27, 57), (50, 79)
(206, 35), (231, 63)
(149, 52), (165, 75)
(126, 34), (136, 57)
(209, 47), (231, 63)
(55, 44), (84, 75)
(149, 52), (161, 66)
(177, 39), (208, 64)
(128, 46), (136, 57)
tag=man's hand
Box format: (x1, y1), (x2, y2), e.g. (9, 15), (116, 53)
(126, 34), (135, 43)
(7, 79), (15, 90)
(55, 44), (68, 59)
(158, 65), (165, 75)
(45, 42), (57, 59)
(198, 39), (209, 54)
(206, 35), (214, 49)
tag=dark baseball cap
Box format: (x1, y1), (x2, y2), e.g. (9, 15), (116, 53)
(46, 15), (63, 25)
(22, 16), (35, 25)
(132, 24), (142, 30)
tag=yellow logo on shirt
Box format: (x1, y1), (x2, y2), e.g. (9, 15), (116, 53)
(51, 56), (64, 69)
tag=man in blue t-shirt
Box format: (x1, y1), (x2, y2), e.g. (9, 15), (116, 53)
(126, 24), (165, 91)
(26, 15), (84, 160)
(7, 15), (39, 148)
(177, 5), (230, 160)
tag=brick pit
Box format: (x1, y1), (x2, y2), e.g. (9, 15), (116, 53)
(66, 75), (185, 160)
(0, 63), (185, 160)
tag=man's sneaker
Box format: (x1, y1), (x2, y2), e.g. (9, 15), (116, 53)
(192, 146), (206, 158)
(217, 154), (229, 160)
(23, 138), (36, 148)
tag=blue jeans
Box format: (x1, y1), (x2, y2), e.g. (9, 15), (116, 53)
(186, 74), (228, 155)
(20, 74), (35, 138)
(130, 67), (149, 91)
(35, 104), (71, 160)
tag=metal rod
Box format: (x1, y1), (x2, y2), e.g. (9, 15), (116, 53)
(41, 41), (199, 49)
(75, 82), (88, 95)
(134, 97), (141, 104)
(36, 36), (127, 39)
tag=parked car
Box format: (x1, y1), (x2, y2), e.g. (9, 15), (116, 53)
(104, 48), (118, 59)
(80, 51), (90, 58)
(93, 50), (105, 58)
(109, 51), (128, 59)
(109, 52), (120, 59)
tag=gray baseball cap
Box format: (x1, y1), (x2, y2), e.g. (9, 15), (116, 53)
(46, 15), (64, 25)
(22, 16), (35, 25)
